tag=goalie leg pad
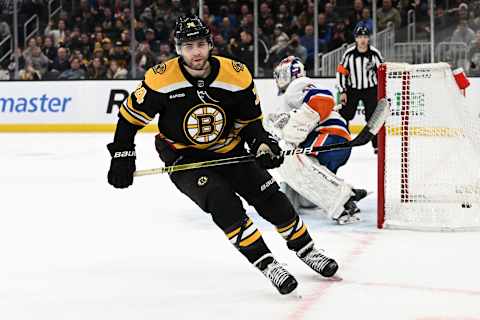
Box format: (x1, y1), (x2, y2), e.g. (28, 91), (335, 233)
(278, 154), (354, 220)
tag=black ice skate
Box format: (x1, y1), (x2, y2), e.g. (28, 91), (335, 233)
(256, 254), (298, 295)
(296, 242), (338, 278)
(352, 188), (368, 202)
(335, 199), (361, 225)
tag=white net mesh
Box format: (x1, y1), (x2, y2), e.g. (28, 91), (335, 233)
(380, 62), (480, 231)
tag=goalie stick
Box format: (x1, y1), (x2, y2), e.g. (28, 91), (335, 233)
(134, 98), (389, 177)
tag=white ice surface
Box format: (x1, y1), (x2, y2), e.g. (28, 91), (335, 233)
(1, 133), (479, 320)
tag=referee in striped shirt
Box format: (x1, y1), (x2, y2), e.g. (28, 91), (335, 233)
(336, 26), (383, 153)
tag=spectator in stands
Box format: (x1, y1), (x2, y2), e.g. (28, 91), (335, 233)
(296, 2), (315, 32)
(356, 7), (373, 33)
(269, 33), (290, 67)
(229, 30), (254, 72)
(153, 18), (170, 42)
(219, 16), (235, 42)
(102, 7), (116, 39)
(50, 47), (70, 73)
(349, 0), (365, 29)
(120, 29), (131, 47)
(329, 22), (348, 51)
(8, 48), (25, 78)
(0, 14), (10, 41)
(107, 59), (128, 79)
(468, 31), (480, 76)
(377, 0), (402, 30)
(300, 24), (317, 69)
(140, 6), (154, 29)
(76, 33), (92, 59)
(240, 12), (254, 34)
(159, 42), (174, 60)
(19, 63), (41, 80)
(318, 13), (332, 51)
(262, 16), (276, 40)
(272, 23), (290, 45)
(151, 0), (169, 20)
(25, 46), (49, 77)
(45, 19), (67, 46)
(212, 34), (229, 57)
(135, 42), (156, 74)
(111, 40), (130, 67)
(87, 56), (107, 79)
(58, 57), (86, 80)
(259, 2), (272, 21)
(284, 34), (308, 64)
(457, 3), (470, 24)
(22, 37), (38, 61)
(42, 36), (57, 63)
(451, 19), (475, 45)
(0, 60), (9, 80)
(324, 2), (340, 27)
(146, 28), (161, 53)
(135, 18), (146, 43)
(101, 38), (113, 61)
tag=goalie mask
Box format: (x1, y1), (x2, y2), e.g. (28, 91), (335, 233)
(174, 14), (213, 55)
(274, 56), (306, 94)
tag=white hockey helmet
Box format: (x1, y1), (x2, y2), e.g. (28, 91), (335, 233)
(273, 56), (306, 94)
(284, 76), (316, 109)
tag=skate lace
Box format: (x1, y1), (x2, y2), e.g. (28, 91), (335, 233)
(264, 262), (291, 288)
(302, 249), (331, 272)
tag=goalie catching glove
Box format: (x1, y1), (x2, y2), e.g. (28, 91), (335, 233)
(107, 142), (136, 188)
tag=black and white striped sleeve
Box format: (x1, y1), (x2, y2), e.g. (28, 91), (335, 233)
(336, 49), (351, 93)
(370, 46), (384, 68)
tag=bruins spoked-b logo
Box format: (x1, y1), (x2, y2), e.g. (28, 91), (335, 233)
(152, 63), (166, 74)
(232, 61), (244, 72)
(183, 104), (226, 144)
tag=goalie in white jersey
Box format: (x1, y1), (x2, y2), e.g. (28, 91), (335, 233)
(266, 56), (367, 224)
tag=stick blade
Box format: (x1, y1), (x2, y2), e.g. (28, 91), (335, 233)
(367, 98), (389, 135)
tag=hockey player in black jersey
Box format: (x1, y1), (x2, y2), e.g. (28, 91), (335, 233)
(106, 14), (339, 295)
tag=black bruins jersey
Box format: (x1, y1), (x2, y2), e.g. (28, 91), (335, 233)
(119, 56), (262, 157)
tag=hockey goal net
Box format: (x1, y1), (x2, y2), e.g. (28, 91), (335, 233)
(377, 62), (480, 231)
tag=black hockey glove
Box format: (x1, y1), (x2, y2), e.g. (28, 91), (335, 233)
(251, 136), (284, 169)
(107, 142), (136, 188)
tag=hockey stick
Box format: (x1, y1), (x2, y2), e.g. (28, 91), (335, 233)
(134, 99), (389, 177)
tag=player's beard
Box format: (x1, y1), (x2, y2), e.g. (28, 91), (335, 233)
(185, 55), (209, 71)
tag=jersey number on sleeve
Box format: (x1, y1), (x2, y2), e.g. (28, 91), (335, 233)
(134, 86), (147, 104)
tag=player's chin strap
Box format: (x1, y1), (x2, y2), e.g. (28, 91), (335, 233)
(134, 99), (389, 177)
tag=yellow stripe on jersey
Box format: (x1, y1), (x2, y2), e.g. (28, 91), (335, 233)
(144, 57), (188, 93)
(277, 216), (308, 241)
(289, 224), (307, 240)
(120, 96), (153, 126)
(227, 227), (241, 239)
(227, 218), (253, 239)
(277, 219), (297, 233)
(239, 230), (261, 247)
(119, 105), (146, 127)
(125, 96), (153, 122)
(212, 56), (252, 91)
(226, 218), (262, 248)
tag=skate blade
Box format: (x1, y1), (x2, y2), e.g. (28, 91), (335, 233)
(328, 275), (343, 281)
(337, 216), (361, 225)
